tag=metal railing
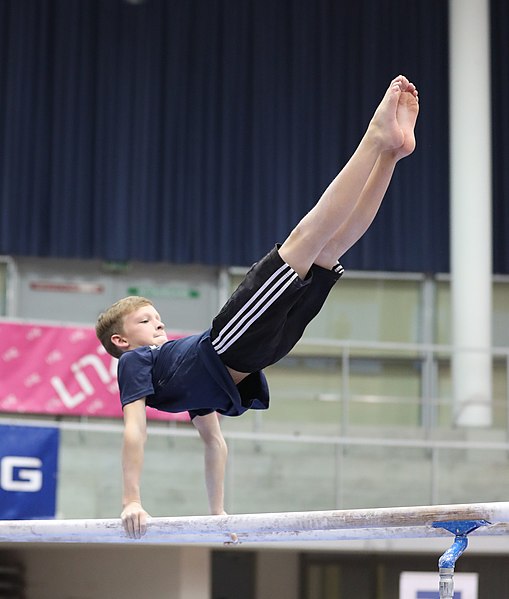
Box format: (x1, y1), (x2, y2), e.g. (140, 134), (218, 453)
(273, 337), (509, 438)
(1, 414), (509, 514)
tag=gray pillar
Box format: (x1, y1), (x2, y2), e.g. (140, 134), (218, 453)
(449, 0), (492, 426)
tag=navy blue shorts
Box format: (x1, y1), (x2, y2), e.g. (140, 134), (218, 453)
(210, 245), (343, 372)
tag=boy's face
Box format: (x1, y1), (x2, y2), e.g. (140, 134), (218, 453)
(112, 304), (168, 353)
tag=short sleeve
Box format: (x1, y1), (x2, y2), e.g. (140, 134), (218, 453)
(117, 349), (155, 407)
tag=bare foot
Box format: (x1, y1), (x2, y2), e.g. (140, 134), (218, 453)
(366, 76), (408, 152)
(392, 84), (419, 161)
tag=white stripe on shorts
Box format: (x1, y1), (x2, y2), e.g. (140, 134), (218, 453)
(212, 262), (299, 355)
(333, 262), (344, 275)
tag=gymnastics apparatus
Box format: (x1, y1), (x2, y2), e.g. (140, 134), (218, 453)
(1, 502), (509, 598)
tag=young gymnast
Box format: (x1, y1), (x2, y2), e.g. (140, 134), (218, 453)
(96, 75), (419, 539)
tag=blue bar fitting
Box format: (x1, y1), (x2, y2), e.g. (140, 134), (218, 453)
(431, 519), (490, 599)
(432, 519), (490, 567)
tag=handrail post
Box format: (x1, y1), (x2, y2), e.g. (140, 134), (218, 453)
(506, 354), (509, 447)
(340, 346), (350, 438)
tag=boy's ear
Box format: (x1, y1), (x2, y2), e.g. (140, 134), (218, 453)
(111, 334), (129, 350)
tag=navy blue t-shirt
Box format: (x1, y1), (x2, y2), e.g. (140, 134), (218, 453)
(117, 329), (269, 418)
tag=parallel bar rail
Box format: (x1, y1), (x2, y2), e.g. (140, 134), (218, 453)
(1, 502), (509, 545)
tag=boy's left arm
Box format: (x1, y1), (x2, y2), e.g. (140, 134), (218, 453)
(192, 412), (228, 515)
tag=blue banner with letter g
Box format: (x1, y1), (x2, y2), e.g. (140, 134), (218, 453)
(0, 425), (59, 519)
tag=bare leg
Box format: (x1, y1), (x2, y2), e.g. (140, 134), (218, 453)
(314, 82), (419, 267)
(279, 76), (417, 278)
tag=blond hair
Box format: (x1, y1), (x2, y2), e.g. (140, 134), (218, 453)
(96, 296), (153, 358)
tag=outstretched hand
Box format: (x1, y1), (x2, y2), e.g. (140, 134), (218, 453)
(121, 501), (150, 539)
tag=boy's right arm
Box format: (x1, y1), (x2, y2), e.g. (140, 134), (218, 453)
(121, 399), (149, 539)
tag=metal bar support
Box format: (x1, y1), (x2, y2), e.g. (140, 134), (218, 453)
(432, 519), (490, 599)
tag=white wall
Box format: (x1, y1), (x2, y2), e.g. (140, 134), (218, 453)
(12, 256), (219, 331)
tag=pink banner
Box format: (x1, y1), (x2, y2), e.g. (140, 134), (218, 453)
(0, 320), (189, 421)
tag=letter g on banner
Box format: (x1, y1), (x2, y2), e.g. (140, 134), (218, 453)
(1, 457), (43, 492)
(0, 425), (59, 519)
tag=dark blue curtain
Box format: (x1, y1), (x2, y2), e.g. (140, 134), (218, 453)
(491, 0), (509, 275)
(0, 0), (450, 271)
